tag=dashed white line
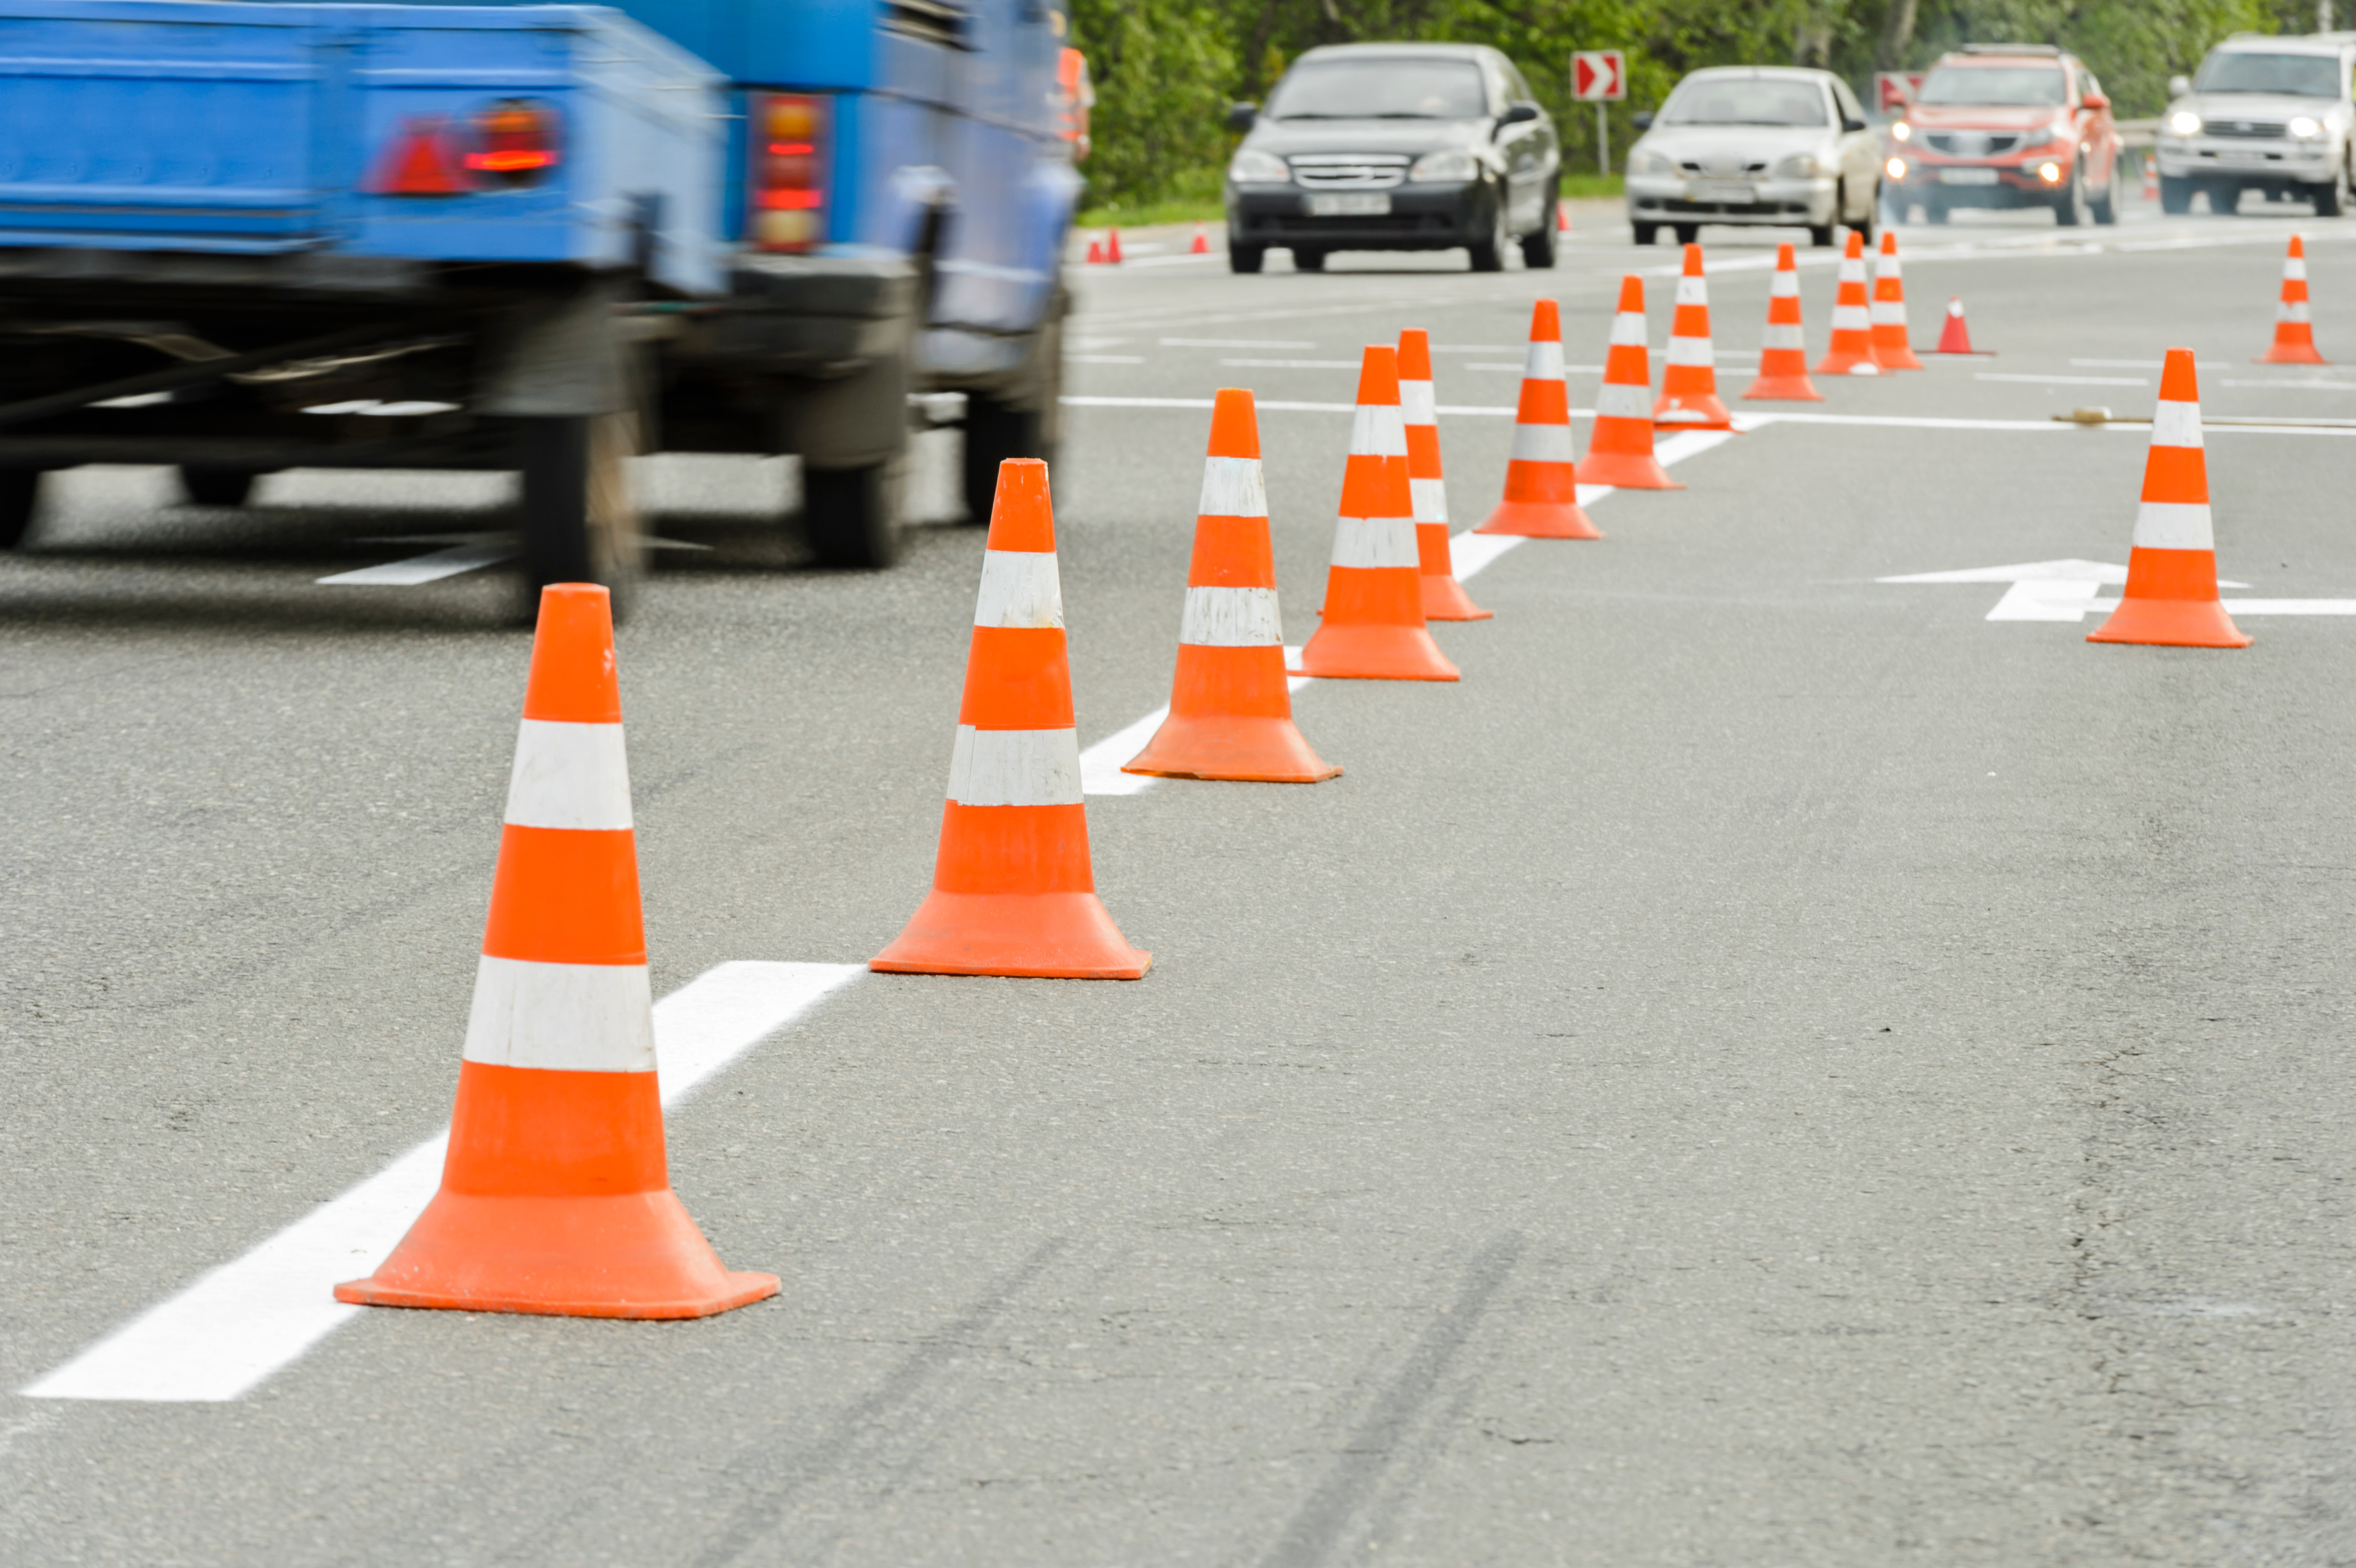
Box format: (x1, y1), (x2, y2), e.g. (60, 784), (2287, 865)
(317, 541), (518, 586)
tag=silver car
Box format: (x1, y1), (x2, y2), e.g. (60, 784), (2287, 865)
(1624, 66), (1884, 247)
(2157, 32), (2354, 216)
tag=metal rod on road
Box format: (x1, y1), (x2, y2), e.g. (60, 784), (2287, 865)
(1597, 102), (1609, 175)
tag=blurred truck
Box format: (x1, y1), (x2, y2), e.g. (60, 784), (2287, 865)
(0, 0), (1080, 610)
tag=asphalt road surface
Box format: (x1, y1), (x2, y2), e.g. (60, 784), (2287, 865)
(7, 190), (2356, 1566)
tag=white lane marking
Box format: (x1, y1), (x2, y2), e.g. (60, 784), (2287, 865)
(1064, 396), (1525, 418)
(317, 542), (518, 586)
(1072, 354), (1146, 364)
(1428, 345), (1523, 354)
(1975, 372), (2148, 386)
(2072, 359), (2230, 370)
(22, 960), (862, 1404)
(1076, 428), (1735, 796)
(1162, 338), (1316, 348)
(1471, 363), (1604, 373)
(1220, 359), (1362, 369)
(1875, 558), (2328, 623)
(2217, 378), (2356, 391)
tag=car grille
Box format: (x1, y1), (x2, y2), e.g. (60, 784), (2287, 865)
(1674, 159), (1769, 175)
(2207, 119), (2288, 139)
(1288, 153), (1410, 190)
(1923, 132), (2021, 157)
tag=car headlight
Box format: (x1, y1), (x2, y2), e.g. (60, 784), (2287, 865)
(1773, 153), (1820, 178)
(2291, 115), (2322, 139)
(2167, 110), (2201, 136)
(1886, 156), (1908, 179)
(1408, 149), (1480, 182)
(1227, 148), (1290, 184)
(1890, 121), (1910, 142)
(1629, 149), (1674, 176)
(2037, 160), (2063, 183)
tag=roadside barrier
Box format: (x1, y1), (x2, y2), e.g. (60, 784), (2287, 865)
(1933, 296), (1986, 355)
(334, 585), (779, 1319)
(1298, 345), (1460, 681)
(1815, 229), (1882, 376)
(1475, 299), (1598, 538)
(1579, 275), (1681, 490)
(872, 458), (1152, 976)
(2257, 236), (2326, 365)
(1655, 244), (1734, 430)
(1122, 389), (1341, 783)
(1870, 231), (1925, 370)
(1399, 327), (1491, 619)
(1743, 244), (1822, 401)
(2087, 348), (2250, 649)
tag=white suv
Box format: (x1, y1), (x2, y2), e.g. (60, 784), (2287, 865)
(2158, 33), (2354, 216)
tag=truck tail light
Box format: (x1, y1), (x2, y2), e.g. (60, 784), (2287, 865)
(466, 99), (562, 185)
(369, 117), (473, 196)
(751, 93), (829, 251)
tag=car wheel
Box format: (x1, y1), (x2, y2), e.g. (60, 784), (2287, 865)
(1518, 184), (1559, 267)
(2158, 174), (2191, 214)
(2052, 169), (2086, 227)
(2203, 178), (2239, 215)
(2315, 159), (2349, 217)
(1852, 195), (1875, 247)
(0, 470), (41, 549)
(1467, 195), (1509, 272)
(1631, 220), (1659, 246)
(2089, 173), (2118, 225)
(1229, 242), (1266, 272)
(1291, 247), (1326, 272)
(1808, 221), (1836, 247)
(804, 453), (905, 569)
(179, 467), (259, 507)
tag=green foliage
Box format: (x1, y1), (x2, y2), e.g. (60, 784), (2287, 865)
(1069, 0), (1240, 208)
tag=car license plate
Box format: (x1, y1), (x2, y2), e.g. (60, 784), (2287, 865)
(2220, 149), (2271, 163)
(1691, 181), (1754, 203)
(1938, 168), (1999, 185)
(1305, 193), (1390, 217)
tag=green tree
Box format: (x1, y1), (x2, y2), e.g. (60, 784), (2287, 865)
(1070, 0), (1241, 208)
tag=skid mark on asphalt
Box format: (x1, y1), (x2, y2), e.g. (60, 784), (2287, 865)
(1256, 1234), (1524, 1568)
(685, 1236), (1069, 1568)
(22, 960), (863, 1404)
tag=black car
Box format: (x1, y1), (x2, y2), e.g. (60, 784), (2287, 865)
(1223, 43), (1561, 273)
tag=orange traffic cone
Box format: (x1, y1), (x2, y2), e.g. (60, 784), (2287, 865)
(1475, 299), (1598, 538)
(1655, 244), (1733, 430)
(872, 460), (1151, 977)
(1399, 328), (1490, 620)
(1815, 230), (1882, 376)
(1580, 276), (1681, 490)
(335, 586), (779, 1319)
(1298, 346), (1460, 681)
(2087, 348), (2250, 650)
(1085, 237), (1104, 265)
(1556, 201), (1571, 233)
(1123, 391), (1340, 783)
(1106, 228), (1124, 265)
(1870, 231), (1925, 370)
(2143, 154), (2158, 202)
(1743, 243), (1822, 401)
(2257, 236), (2326, 364)
(1934, 296), (1983, 355)
(1190, 223), (1210, 255)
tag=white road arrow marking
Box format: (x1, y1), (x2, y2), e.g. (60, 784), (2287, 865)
(1875, 559), (2356, 622)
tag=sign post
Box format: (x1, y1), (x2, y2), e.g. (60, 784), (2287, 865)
(1572, 50), (1627, 175)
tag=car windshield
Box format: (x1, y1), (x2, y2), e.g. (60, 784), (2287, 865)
(1658, 77), (1827, 126)
(1916, 65), (2068, 106)
(2194, 52), (2342, 97)
(1266, 59), (1488, 120)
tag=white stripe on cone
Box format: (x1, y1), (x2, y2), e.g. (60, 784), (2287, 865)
(1596, 383), (1652, 419)
(1771, 271), (1799, 298)
(1665, 337), (1713, 367)
(1197, 455), (1268, 518)
(1763, 324), (1804, 350)
(1349, 403), (1408, 457)
(462, 956), (657, 1073)
(1674, 276), (1707, 307)
(2151, 401), (2203, 448)
(973, 550), (1065, 629)
(1409, 476), (1448, 523)
(2279, 302), (2311, 324)
(1521, 339), (1565, 379)
(1331, 516), (1418, 568)
(1400, 379), (1437, 425)
(1509, 423), (1576, 463)
(2131, 501), (2217, 552)
(504, 720), (633, 831)
(1179, 585), (1283, 646)
(947, 725), (1084, 806)
(1608, 312), (1647, 348)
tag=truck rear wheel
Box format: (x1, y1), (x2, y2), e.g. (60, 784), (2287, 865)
(179, 467), (257, 508)
(518, 410), (644, 621)
(0, 470), (40, 548)
(804, 455), (905, 567)
(960, 306), (1063, 524)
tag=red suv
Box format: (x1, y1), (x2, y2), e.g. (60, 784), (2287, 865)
(1881, 44), (2123, 225)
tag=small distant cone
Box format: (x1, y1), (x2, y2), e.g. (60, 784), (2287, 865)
(1298, 346), (1460, 681)
(1579, 275), (1681, 490)
(873, 460), (1151, 977)
(1870, 231), (1925, 370)
(1935, 296), (1978, 355)
(1655, 244), (1734, 430)
(1106, 228), (1124, 265)
(1814, 229), (1882, 376)
(1475, 299), (1598, 539)
(1086, 237), (1105, 264)
(335, 585), (779, 1319)
(1398, 328), (1490, 620)
(1122, 391), (1341, 783)
(2257, 236), (2326, 364)
(2143, 154), (2158, 202)
(1556, 201), (1571, 233)
(2087, 348), (2250, 650)
(1190, 223), (1210, 255)
(1743, 244), (1822, 401)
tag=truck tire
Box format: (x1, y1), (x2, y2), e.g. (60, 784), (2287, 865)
(179, 467), (257, 508)
(1631, 221), (1658, 246)
(0, 470), (40, 548)
(2316, 160), (2349, 217)
(1518, 185), (1559, 268)
(960, 306), (1063, 524)
(2052, 170), (2086, 227)
(2088, 173), (2118, 225)
(805, 454), (905, 567)
(1291, 248), (1327, 272)
(1466, 196), (1508, 272)
(1230, 242), (1265, 273)
(518, 409), (644, 621)
(2159, 174), (2192, 214)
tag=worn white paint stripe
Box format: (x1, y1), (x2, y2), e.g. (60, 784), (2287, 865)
(2132, 503), (2216, 551)
(1348, 402), (1408, 458)
(22, 961), (863, 1403)
(1608, 313), (1647, 348)
(947, 725), (1083, 806)
(1410, 476), (1448, 524)
(1180, 585), (1282, 646)
(1399, 380), (1436, 425)
(1196, 455), (1267, 519)
(973, 549), (1064, 629)
(1509, 422), (1577, 464)
(317, 542), (518, 587)
(1521, 339), (1564, 380)
(1596, 383), (1653, 420)
(1665, 337), (1713, 367)
(461, 956), (655, 1072)
(503, 719), (632, 832)
(1331, 515), (1418, 569)
(2151, 401), (2204, 448)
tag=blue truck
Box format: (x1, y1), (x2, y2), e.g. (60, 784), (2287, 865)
(0, 0), (1080, 609)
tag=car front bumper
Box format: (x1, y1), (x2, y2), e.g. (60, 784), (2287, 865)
(1226, 181), (1500, 252)
(1882, 159), (2069, 206)
(1624, 174), (1833, 227)
(2158, 139), (2340, 185)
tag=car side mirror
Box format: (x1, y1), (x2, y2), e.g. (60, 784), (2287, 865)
(2083, 91), (2109, 111)
(1499, 100), (1541, 126)
(1225, 101), (1258, 133)
(1631, 110), (1654, 131)
(1842, 115), (1868, 133)
(2169, 75), (2192, 97)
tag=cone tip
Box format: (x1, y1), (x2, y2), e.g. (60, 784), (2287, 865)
(1776, 242), (1796, 269)
(1397, 327), (1433, 380)
(984, 457), (1057, 552)
(1355, 344), (1401, 406)
(1681, 243), (1704, 275)
(1844, 229), (1864, 257)
(1879, 228), (1898, 252)
(1207, 388), (1262, 459)
(2157, 346), (2200, 404)
(1530, 297), (1560, 340)
(1616, 274), (1644, 312)
(2290, 234), (2306, 257)
(521, 584), (621, 724)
